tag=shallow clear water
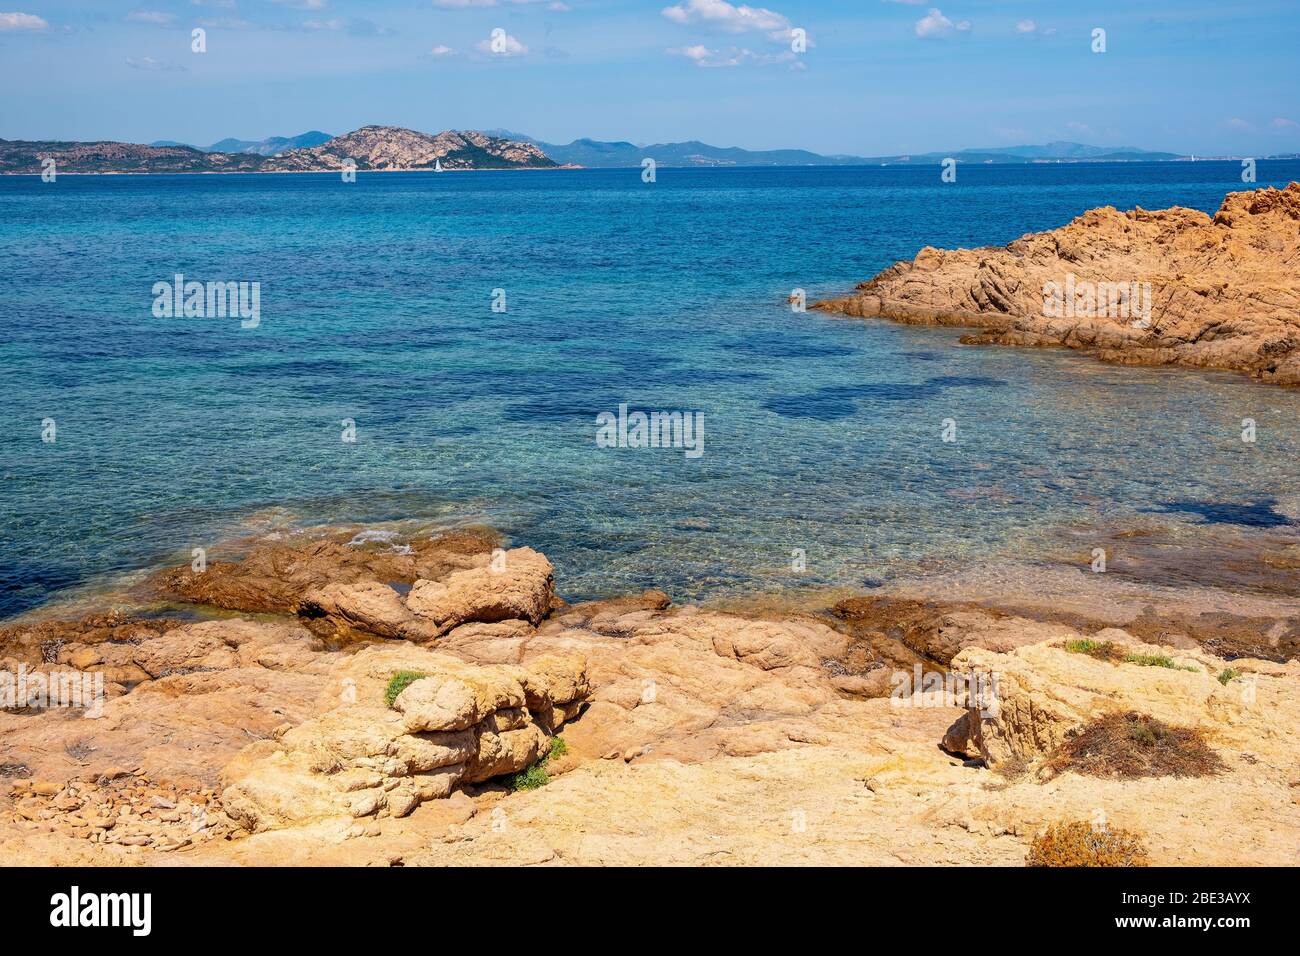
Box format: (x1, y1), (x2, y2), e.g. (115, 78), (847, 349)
(2, 160), (1299, 616)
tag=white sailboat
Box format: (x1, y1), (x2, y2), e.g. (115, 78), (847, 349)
(435, 158), (443, 172)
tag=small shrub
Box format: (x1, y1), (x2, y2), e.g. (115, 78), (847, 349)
(1064, 641), (1197, 671)
(1064, 639), (1126, 662)
(502, 736), (567, 792)
(1217, 668), (1241, 685)
(505, 762), (549, 792)
(384, 670), (428, 707)
(982, 753), (1029, 791)
(1027, 821), (1149, 867)
(1123, 653), (1198, 673)
(992, 753), (1027, 777)
(1046, 711), (1224, 779)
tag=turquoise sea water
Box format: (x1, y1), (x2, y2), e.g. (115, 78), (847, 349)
(2, 160), (1299, 617)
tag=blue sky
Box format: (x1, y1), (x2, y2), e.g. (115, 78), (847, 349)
(1, 0), (1297, 155)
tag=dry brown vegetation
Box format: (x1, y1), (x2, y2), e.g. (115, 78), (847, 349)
(1047, 711), (1225, 779)
(1027, 821), (1150, 867)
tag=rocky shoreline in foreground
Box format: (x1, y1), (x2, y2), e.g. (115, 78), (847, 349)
(5, 181), (1300, 866)
(814, 183), (1300, 386)
(2, 522), (1296, 866)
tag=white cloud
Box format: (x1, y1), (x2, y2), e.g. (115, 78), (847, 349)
(127, 10), (176, 24)
(671, 43), (717, 63)
(429, 43), (456, 56)
(662, 0), (789, 34)
(300, 17), (386, 35)
(477, 30), (527, 55)
(1272, 117), (1299, 129)
(1065, 120), (1094, 136)
(0, 11), (47, 31)
(197, 17), (255, 29)
(126, 55), (185, 70)
(1014, 19), (1053, 36)
(915, 8), (970, 38)
(1226, 117), (1254, 130)
(669, 43), (799, 68)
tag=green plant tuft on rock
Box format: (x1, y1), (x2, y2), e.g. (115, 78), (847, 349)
(384, 670), (428, 708)
(506, 763), (550, 792)
(1123, 653), (1198, 672)
(1064, 639), (1125, 662)
(503, 736), (568, 793)
(1063, 641), (1198, 672)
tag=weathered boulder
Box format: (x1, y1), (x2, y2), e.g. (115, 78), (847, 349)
(941, 634), (1300, 771)
(407, 547), (554, 630)
(394, 669), (525, 733)
(525, 607), (851, 764)
(463, 724), (550, 783)
(154, 530), (562, 645)
(437, 620), (537, 664)
(297, 581), (442, 643)
(156, 526), (498, 615)
(218, 645), (588, 831)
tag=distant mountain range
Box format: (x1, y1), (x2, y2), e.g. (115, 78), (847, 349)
(489, 133), (865, 168)
(150, 130), (1186, 166)
(487, 133), (1186, 167)
(150, 131), (332, 156)
(0, 126), (554, 174)
(9, 126), (1284, 175)
(163, 131), (335, 156)
(881, 142), (1186, 164)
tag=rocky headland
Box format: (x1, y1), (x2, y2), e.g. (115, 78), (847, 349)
(2, 522), (1296, 866)
(814, 183), (1300, 386)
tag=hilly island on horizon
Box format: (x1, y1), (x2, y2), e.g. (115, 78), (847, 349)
(0, 126), (1237, 175)
(1, 0), (1299, 910)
